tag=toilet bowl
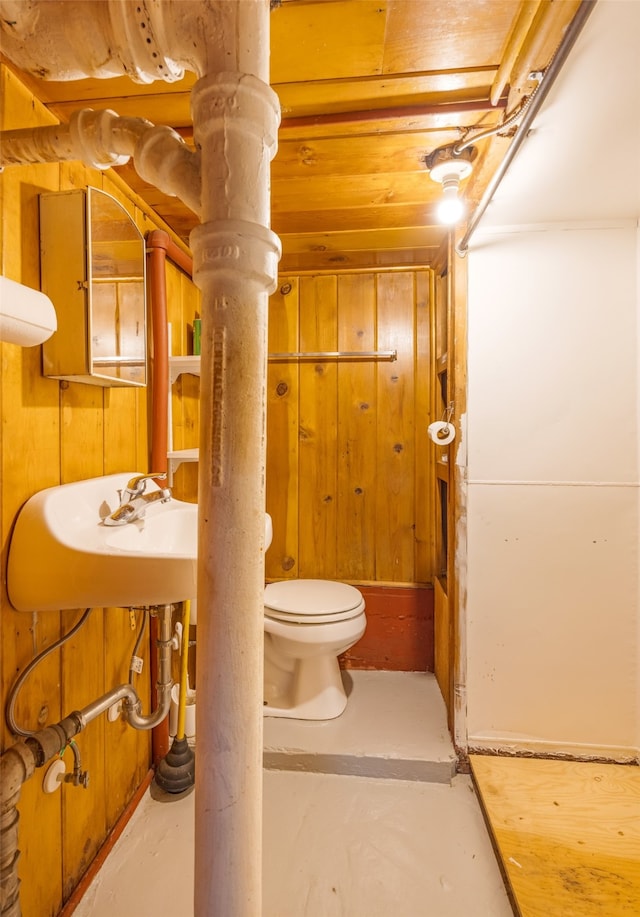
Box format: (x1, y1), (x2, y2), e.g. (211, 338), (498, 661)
(263, 579), (366, 720)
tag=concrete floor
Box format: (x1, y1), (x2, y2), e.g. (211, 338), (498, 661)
(73, 673), (512, 917)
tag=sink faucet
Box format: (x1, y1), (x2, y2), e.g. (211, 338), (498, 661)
(103, 473), (172, 526)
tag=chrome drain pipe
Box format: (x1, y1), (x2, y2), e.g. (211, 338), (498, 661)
(76, 604), (173, 731)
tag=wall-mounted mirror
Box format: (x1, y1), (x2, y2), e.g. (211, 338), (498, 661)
(41, 187), (147, 386)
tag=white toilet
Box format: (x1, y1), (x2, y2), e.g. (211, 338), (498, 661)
(263, 578), (366, 720)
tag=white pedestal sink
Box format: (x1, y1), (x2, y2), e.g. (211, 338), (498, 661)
(8, 473), (198, 611)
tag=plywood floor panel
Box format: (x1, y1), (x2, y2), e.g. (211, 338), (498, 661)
(470, 755), (640, 917)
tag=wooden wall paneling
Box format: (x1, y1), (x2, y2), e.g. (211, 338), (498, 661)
(434, 576), (451, 711)
(274, 170), (436, 217)
(60, 608), (107, 899)
(1, 73), (66, 915)
(59, 383), (105, 482)
(266, 278), (300, 579)
(103, 606), (151, 833)
(384, 0), (521, 73)
(1, 610), (65, 917)
(0, 67), (175, 915)
(434, 269), (448, 361)
(413, 269), (433, 582)
(270, 0), (386, 84)
(135, 382), (150, 473)
(57, 224), (108, 897)
(94, 178), (153, 829)
(450, 245), (469, 747)
(298, 275), (338, 577)
(335, 273), (377, 581)
(103, 387), (142, 474)
(432, 265), (449, 531)
(429, 252), (453, 711)
(374, 272), (417, 582)
(279, 244), (441, 276)
(162, 263), (200, 500)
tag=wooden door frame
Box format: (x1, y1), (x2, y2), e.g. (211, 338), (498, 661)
(431, 236), (468, 757)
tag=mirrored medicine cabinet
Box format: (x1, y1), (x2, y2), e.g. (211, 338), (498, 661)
(40, 186), (147, 386)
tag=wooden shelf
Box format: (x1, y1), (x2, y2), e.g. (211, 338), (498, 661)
(167, 447), (199, 480)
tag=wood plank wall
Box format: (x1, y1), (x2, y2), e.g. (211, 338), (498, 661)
(165, 268), (436, 670)
(0, 66), (193, 916)
(168, 269), (437, 671)
(165, 266), (201, 501)
(266, 271), (435, 671)
(1, 65), (439, 912)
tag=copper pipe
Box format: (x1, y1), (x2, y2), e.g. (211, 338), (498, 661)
(171, 95), (508, 147)
(145, 230), (193, 764)
(146, 231), (170, 485)
(148, 228), (193, 277)
(146, 230), (194, 484)
(278, 96), (508, 131)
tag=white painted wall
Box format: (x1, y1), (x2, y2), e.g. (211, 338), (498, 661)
(463, 0), (640, 759)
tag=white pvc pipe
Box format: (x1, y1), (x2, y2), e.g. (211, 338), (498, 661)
(0, 109), (201, 217)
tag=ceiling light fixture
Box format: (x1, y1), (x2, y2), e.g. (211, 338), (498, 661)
(425, 144), (476, 225)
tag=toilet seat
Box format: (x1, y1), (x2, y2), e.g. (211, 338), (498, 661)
(264, 579), (365, 625)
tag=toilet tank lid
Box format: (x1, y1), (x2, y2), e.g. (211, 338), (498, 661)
(264, 579), (364, 616)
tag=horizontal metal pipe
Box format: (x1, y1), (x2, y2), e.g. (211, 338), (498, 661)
(279, 96), (508, 131)
(268, 350), (397, 362)
(76, 605), (173, 731)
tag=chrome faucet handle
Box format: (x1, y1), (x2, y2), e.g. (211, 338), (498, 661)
(124, 472), (167, 498)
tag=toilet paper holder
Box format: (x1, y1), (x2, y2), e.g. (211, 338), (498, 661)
(435, 424), (453, 441)
(428, 402), (456, 445)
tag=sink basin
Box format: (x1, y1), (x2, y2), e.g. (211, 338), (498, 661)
(103, 507), (197, 556)
(8, 473), (198, 611)
(9, 473), (274, 612)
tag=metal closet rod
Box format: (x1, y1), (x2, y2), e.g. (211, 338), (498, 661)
(268, 350), (397, 362)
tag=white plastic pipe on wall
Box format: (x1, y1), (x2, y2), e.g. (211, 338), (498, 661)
(0, 109), (201, 217)
(0, 1), (279, 914)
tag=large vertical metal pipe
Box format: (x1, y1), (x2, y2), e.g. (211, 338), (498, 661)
(189, 3), (280, 915)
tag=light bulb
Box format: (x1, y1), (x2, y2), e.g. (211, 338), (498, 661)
(427, 148), (474, 225)
(437, 186), (466, 224)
